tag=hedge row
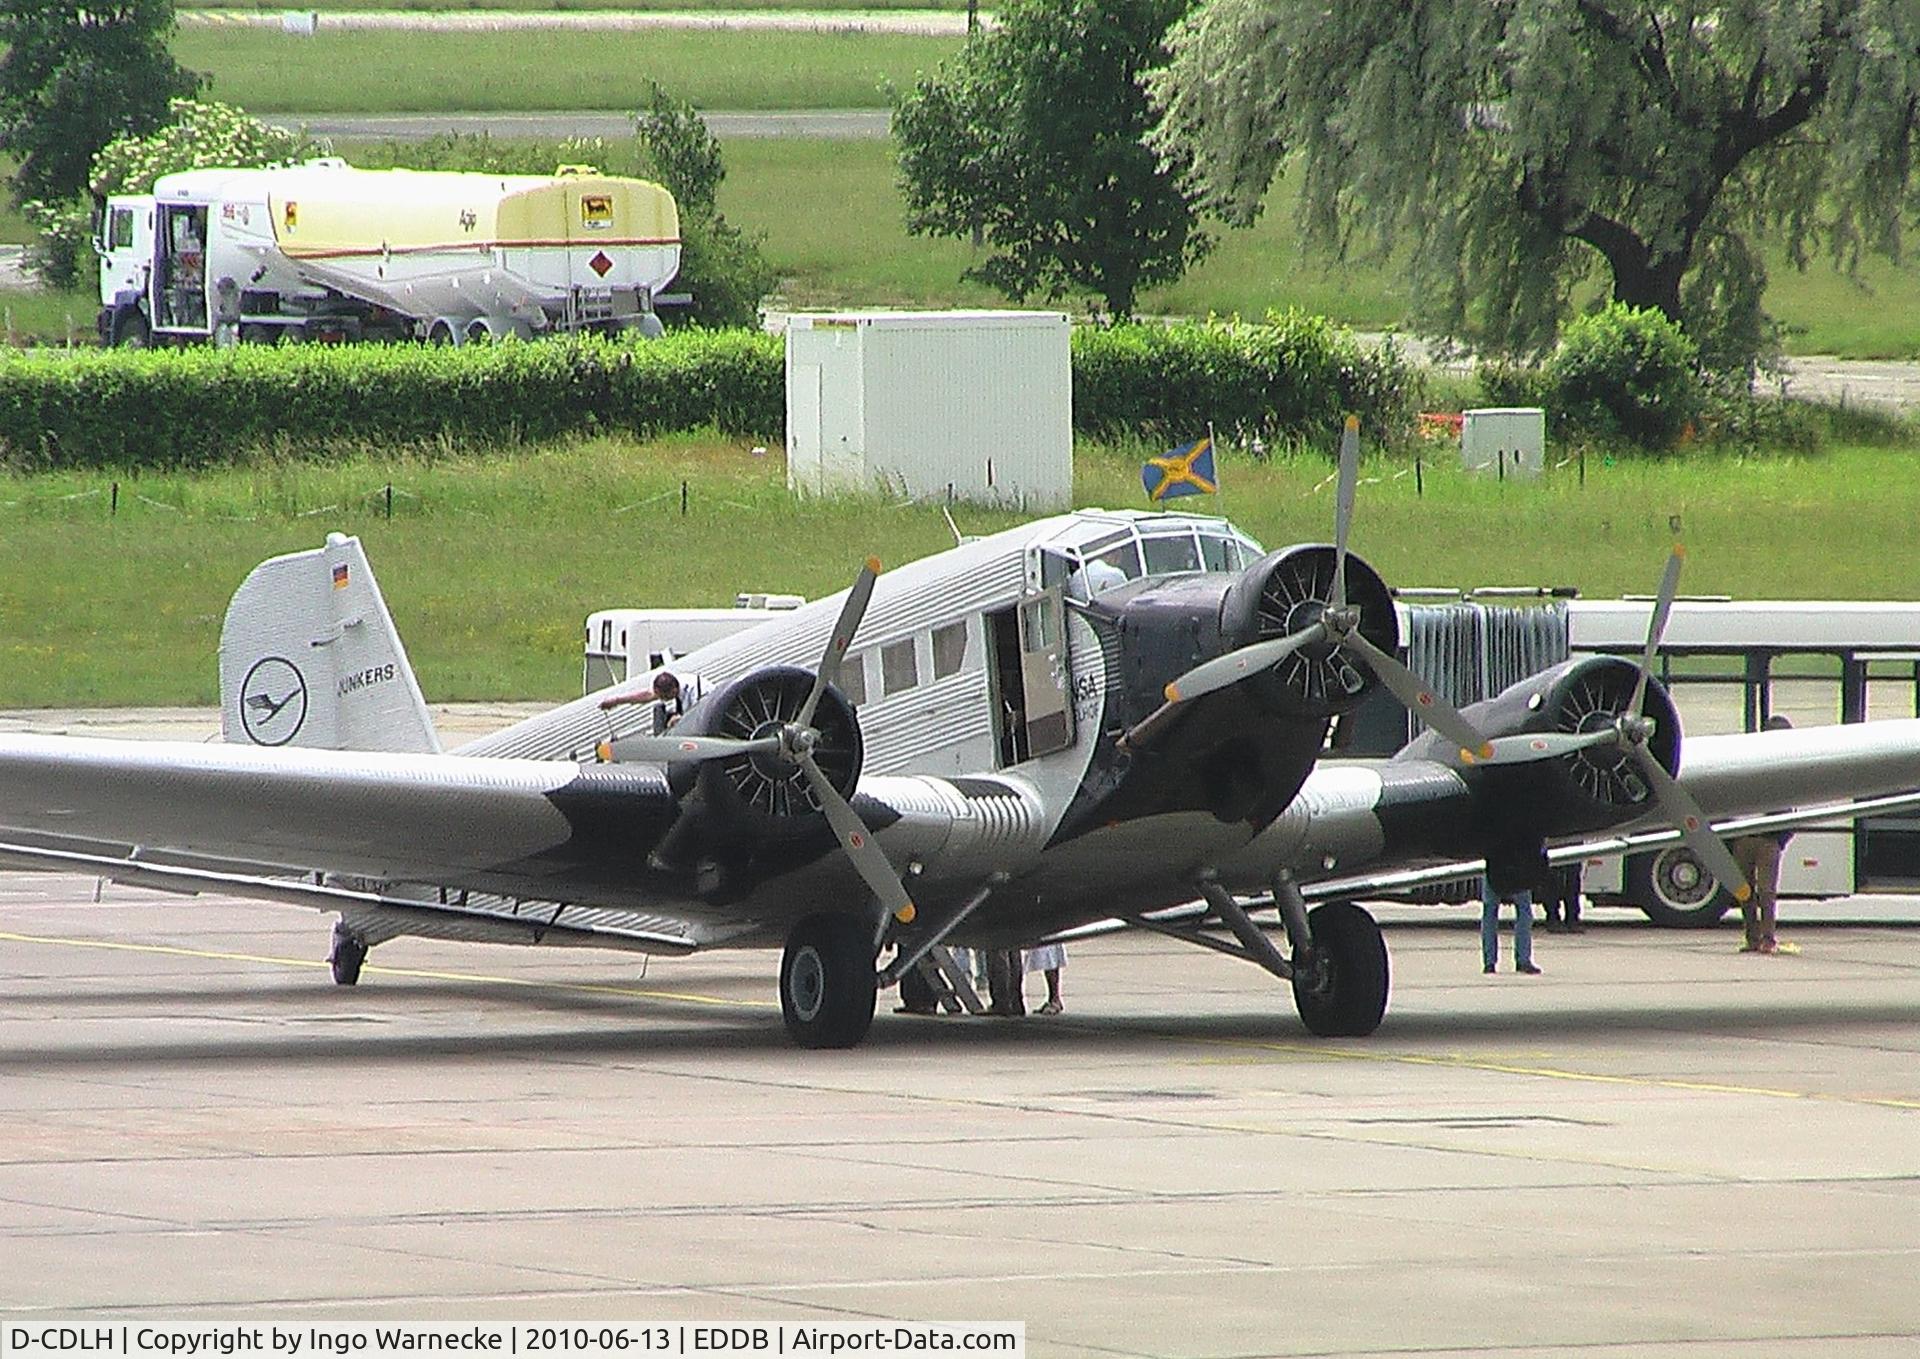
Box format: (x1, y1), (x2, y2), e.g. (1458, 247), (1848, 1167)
(0, 316), (1419, 471)
(1072, 312), (1420, 448)
(0, 330), (787, 470)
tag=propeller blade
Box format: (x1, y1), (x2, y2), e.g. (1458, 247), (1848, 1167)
(798, 751), (917, 923)
(1629, 545), (1685, 718)
(1340, 628), (1494, 762)
(1332, 415), (1359, 610)
(1161, 623), (1326, 706)
(599, 732), (782, 764)
(798, 556), (881, 729)
(1626, 742), (1753, 903)
(1470, 728), (1622, 767)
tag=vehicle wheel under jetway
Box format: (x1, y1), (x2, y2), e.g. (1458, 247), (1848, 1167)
(780, 913), (877, 1048)
(1627, 847), (1735, 927)
(1292, 902), (1389, 1037)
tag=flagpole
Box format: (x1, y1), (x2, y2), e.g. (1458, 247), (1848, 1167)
(1208, 419), (1222, 517)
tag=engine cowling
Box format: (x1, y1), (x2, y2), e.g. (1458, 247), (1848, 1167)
(1405, 654), (1684, 836)
(1219, 544), (1399, 720)
(669, 665), (863, 835)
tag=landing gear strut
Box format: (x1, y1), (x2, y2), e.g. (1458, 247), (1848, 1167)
(780, 913), (877, 1048)
(329, 919), (368, 986)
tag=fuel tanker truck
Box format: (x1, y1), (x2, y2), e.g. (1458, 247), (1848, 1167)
(95, 159), (682, 346)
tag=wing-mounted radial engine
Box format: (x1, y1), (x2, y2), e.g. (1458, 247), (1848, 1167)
(1403, 654), (1684, 840)
(1416, 546), (1757, 903)
(665, 664), (864, 838)
(607, 558), (916, 924)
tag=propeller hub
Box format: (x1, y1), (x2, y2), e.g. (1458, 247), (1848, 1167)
(748, 719), (802, 781)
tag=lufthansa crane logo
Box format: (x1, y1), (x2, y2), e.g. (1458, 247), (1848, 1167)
(239, 656), (309, 746)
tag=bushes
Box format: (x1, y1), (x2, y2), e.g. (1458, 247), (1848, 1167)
(0, 313), (1415, 470)
(0, 331), (786, 470)
(1072, 313), (1421, 448)
(1480, 303), (1702, 451)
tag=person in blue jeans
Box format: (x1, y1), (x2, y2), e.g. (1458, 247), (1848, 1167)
(1480, 846), (1544, 975)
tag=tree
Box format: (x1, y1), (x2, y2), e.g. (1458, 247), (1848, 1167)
(892, 0), (1210, 318)
(633, 83), (776, 329)
(0, 0), (200, 207)
(1148, 0), (1920, 372)
(26, 98), (318, 289)
(90, 98), (322, 199)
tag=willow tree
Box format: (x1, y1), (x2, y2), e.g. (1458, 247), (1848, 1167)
(1148, 1), (1920, 371)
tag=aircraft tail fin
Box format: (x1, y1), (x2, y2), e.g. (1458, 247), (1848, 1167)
(219, 533), (441, 754)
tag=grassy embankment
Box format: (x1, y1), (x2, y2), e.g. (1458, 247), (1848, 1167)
(4, 431), (1917, 709)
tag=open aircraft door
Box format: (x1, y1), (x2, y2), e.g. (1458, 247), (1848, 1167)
(1018, 590), (1074, 757)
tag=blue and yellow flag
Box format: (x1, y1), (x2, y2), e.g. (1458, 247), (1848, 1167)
(1142, 436), (1217, 502)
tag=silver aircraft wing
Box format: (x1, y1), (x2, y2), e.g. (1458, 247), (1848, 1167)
(0, 733), (680, 909)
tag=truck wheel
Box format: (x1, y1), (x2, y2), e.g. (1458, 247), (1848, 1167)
(111, 310), (150, 348)
(1629, 847), (1735, 928)
(425, 319), (460, 346)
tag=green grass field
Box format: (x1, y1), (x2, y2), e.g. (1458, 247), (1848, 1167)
(174, 27), (957, 112)
(4, 432), (1917, 708)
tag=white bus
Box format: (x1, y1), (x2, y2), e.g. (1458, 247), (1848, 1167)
(1569, 597), (1920, 924)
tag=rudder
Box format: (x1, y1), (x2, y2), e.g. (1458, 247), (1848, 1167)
(220, 532), (441, 753)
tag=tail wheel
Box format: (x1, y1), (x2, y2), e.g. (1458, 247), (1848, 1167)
(1292, 901), (1389, 1037)
(780, 913), (876, 1049)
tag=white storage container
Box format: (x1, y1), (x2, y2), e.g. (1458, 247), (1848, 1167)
(1461, 406), (1546, 479)
(785, 310), (1072, 508)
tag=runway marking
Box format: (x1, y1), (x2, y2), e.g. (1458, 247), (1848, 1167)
(1192, 1033), (1920, 1111)
(0, 929), (776, 1011)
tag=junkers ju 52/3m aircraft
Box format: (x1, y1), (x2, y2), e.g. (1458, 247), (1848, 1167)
(7, 422), (1920, 1047)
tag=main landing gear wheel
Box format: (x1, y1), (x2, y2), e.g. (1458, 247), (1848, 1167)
(329, 920), (368, 986)
(780, 913), (877, 1049)
(1291, 901), (1389, 1037)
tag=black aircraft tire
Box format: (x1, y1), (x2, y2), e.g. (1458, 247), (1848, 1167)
(329, 921), (367, 986)
(780, 914), (877, 1049)
(1630, 848), (1735, 928)
(1292, 901), (1389, 1037)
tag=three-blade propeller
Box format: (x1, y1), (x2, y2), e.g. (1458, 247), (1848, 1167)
(605, 558), (916, 924)
(1470, 545), (1752, 902)
(1138, 417), (1496, 762)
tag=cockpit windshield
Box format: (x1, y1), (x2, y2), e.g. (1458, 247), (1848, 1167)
(1041, 514), (1264, 601)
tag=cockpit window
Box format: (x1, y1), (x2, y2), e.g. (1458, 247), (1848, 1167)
(1090, 539), (1142, 581)
(1142, 532), (1201, 575)
(1200, 534), (1234, 572)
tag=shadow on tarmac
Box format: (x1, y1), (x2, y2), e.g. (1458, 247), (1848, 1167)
(8, 985), (1920, 1070)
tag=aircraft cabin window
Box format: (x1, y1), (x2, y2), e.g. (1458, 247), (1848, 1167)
(932, 621), (967, 678)
(1142, 532), (1202, 576)
(881, 639), (918, 695)
(840, 653), (868, 706)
